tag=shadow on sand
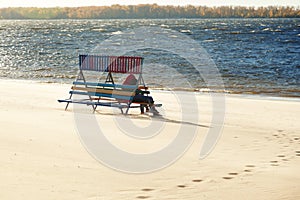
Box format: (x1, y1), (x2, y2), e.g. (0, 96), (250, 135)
(94, 110), (210, 129)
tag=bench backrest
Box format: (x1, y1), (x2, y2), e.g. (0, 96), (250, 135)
(79, 55), (143, 74)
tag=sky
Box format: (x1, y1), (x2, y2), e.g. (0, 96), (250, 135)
(0, 0), (299, 8)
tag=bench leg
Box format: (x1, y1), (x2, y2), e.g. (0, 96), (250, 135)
(124, 104), (131, 115)
(65, 102), (70, 111)
(64, 92), (74, 111)
(93, 105), (97, 113)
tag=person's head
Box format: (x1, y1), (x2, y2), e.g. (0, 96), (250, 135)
(123, 74), (137, 85)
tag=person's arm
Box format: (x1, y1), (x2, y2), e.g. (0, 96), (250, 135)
(135, 89), (150, 95)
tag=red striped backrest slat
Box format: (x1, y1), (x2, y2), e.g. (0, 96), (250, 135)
(79, 55), (143, 74)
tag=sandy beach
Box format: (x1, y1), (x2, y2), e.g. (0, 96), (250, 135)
(0, 79), (299, 200)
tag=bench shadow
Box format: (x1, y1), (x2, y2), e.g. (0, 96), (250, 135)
(94, 111), (210, 128)
(151, 115), (210, 128)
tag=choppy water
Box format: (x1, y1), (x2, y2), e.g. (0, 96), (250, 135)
(0, 19), (299, 97)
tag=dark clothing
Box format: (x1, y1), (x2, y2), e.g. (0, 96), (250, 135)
(133, 94), (154, 104)
(133, 93), (154, 113)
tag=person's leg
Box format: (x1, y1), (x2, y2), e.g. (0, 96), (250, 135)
(133, 94), (147, 114)
(147, 96), (154, 104)
(140, 104), (145, 114)
(146, 96), (160, 115)
(133, 95), (158, 114)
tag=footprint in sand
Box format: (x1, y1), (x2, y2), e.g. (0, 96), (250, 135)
(141, 188), (154, 192)
(137, 188), (154, 199)
(296, 151), (300, 157)
(222, 177), (233, 180)
(136, 196), (150, 199)
(245, 164), (256, 168)
(177, 185), (187, 188)
(244, 164), (255, 172)
(277, 154), (290, 162)
(270, 160), (279, 166)
(192, 179), (203, 183)
(222, 172), (239, 180)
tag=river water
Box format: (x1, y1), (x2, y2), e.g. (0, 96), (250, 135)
(0, 18), (299, 97)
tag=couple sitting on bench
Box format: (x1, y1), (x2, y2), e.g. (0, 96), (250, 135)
(123, 74), (160, 115)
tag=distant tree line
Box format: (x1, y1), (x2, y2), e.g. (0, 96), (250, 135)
(0, 4), (299, 19)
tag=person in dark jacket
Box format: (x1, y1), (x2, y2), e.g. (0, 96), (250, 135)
(123, 74), (160, 115)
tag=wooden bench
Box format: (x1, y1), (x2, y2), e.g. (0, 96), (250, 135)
(58, 55), (161, 114)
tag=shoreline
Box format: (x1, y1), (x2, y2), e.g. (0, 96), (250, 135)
(1, 78), (300, 101)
